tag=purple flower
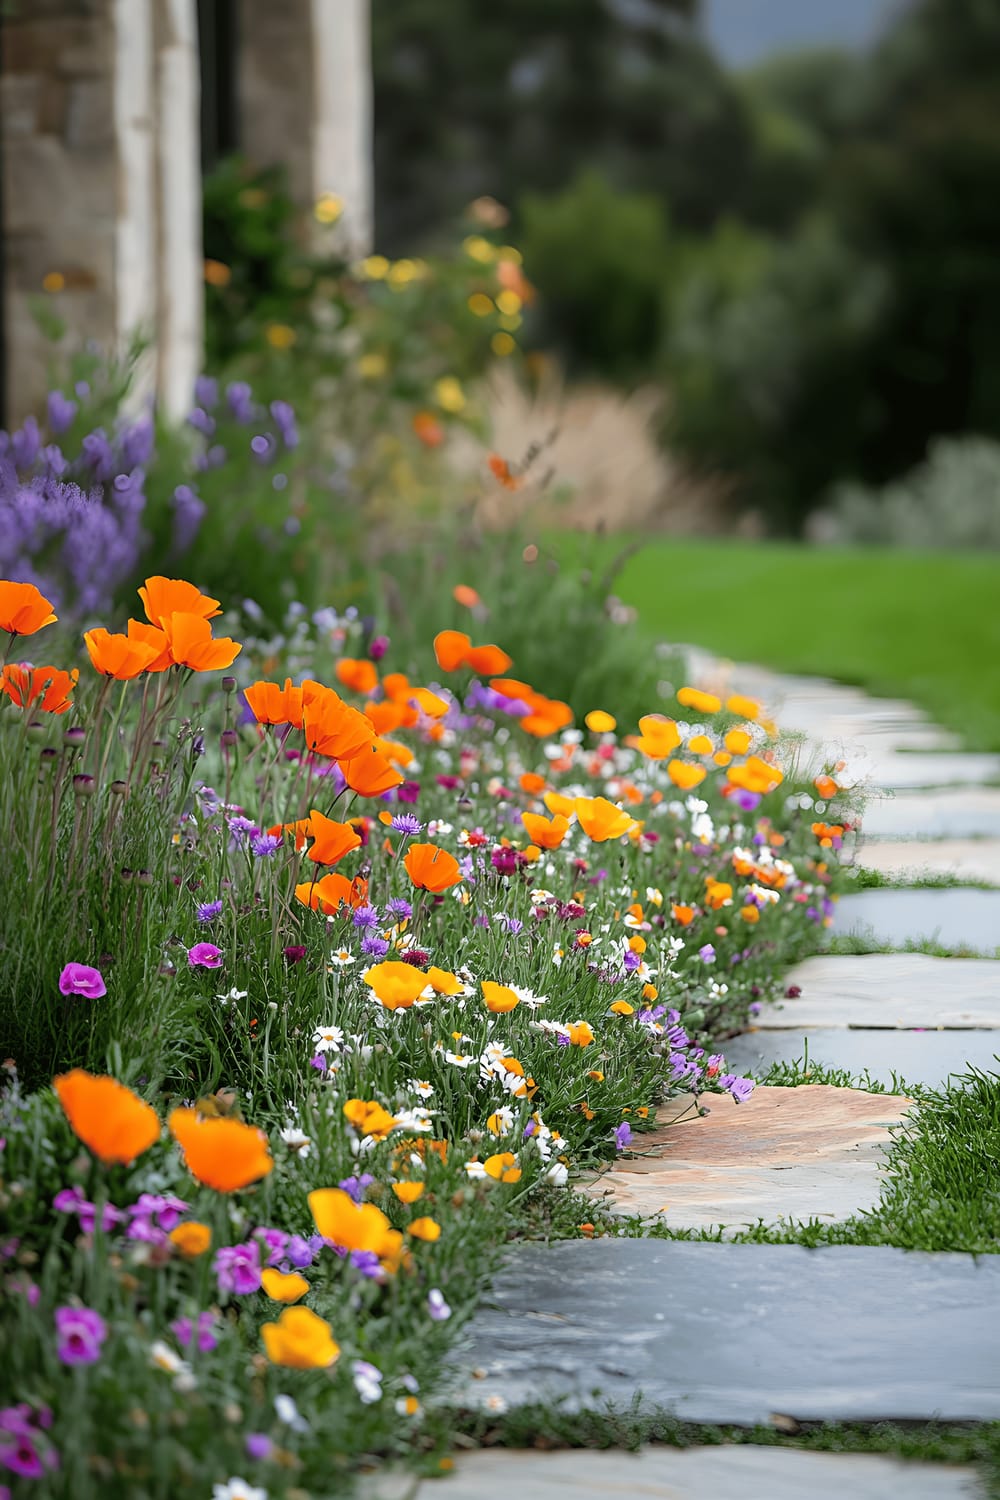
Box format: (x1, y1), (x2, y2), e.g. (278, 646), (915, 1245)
(270, 400), (299, 448)
(623, 948), (641, 972)
(352, 904), (380, 929)
(397, 780), (421, 804)
(214, 1241), (262, 1296)
(194, 375), (218, 409)
(226, 381), (255, 423)
(282, 1235), (316, 1270)
(187, 407), (216, 438)
(54, 1306), (107, 1365)
(196, 900), (224, 923)
(721, 1073), (755, 1104)
(698, 944), (716, 963)
(386, 897), (412, 920)
(52, 1186), (123, 1234)
(188, 942), (222, 969)
(338, 1173), (374, 1204)
(245, 1433), (273, 1461)
(427, 1288), (452, 1321)
(251, 832), (281, 858)
(170, 1312), (219, 1353)
(250, 433), (275, 463)
(253, 1227), (290, 1266)
(369, 634), (389, 661)
(390, 813), (422, 835)
(46, 390), (77, 435)
(613, 1122), (632, 1152)
(498, 915), (523, 935)
(360, 935), (389, 960)
(172, 484), (205, 553)
(349, 1250), (382, 1279)
(58, 962), (106, 1000)
(127, 1192), (188, 1242)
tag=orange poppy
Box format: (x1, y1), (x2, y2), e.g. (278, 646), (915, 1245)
(168, 1108), (273, 1192)
(302, 682), (375, 760)
(687, 733), (714, 756)
(814, 774), (839, 800)
(519, 771), (547, 795)
(138, 576), (221, 628)
(261, 1268), (310, 1303)
(543, 790), (576, 818)
(465, 643), (512, 675)
(566, 1021), (594, 1047)
(403, 841), (462, 892)
(726, 693), (761, 721)
(728, 756), (784, 795)
(303, 809), (362, 866)
(667, 760), (707, 791)
(392, 1181), (424, 1204)
(482, 980), (519, 1013)
(340, 746), (405, 797)
(412, 410), (445, 448)
(521, 811), (569, 849)
(671, 903), (695, 926)
(453, 584), (481, 609)
(425, 966), (462, 995)
(704, 877), (733, 910)
(677, 686), (721, 716)
(261, 1306), (340, 1369)
(364, 698), (416, 736)
(635, 715), (681, 760)
(308, 1188), (404, 1271)
(433, 630), (511, 675)
(574, 796), (636, 842)
(168, 1221), (212, 1257)
(407, 1217), (441, 1241)
(53, 1070), (160, 1166)
(584, 710), (617, 733)
(336, 658), (379, 696)
(295, 871), (365, 915)
(521, 693), (573, 737)
(125, 619), (173, 673)
(343, 1098), (399, 1138)
(363, 960), (429, 1011)
(245, 678), (304, 728)
(0, 580), (57, 637)
(1, 664), (78, 714)
(84, 627), (162, 680)
(163, 613), (242, 672)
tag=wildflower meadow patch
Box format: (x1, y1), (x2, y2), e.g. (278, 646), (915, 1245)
(0, 571), (853, 1497)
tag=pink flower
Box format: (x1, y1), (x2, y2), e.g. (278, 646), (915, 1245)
(55, 1306), (107, 1365)
(58, 963), (106, 999)
(187, 942), (222, 969)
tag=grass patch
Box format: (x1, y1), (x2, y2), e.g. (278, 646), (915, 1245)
(560, 538), (1000, 752)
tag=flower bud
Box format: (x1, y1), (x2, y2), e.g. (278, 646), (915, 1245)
(220, 728), (238, 749)
(72, 773), (96, 797)
(63, 726), (86, 747)
(137, 869), (153, 887)
(109, 779), (128, 796)
(221, 676), (237, 694)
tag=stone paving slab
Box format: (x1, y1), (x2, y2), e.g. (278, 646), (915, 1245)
(855, 838), (1000, 886)
(846, 752), (1000, 791)
(451, 1241), (1000, 1423)
(834, 889), (1000, 954)
(760, 954), (1000, 1029)
(721, 1028), (1000, 1091)
(371, 1446), (984, 1500)
(585, 1085), (910, 1230)
(859, 788), (1000, 841)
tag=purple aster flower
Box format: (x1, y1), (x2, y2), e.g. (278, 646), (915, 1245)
(360, 935), (390, 959)
(46, 390), (77, 435)
(52, 1187), (123, 1234)
(309, 1053), (327, 1071)
(427, 1288), (452, 1321)
(698, 944), (716, 963)
(721, 1073), (755, 1104)
(170, 1311), (219, 1353)
(338, 1173), (375, 1204)
(349, 1249), (382, 1279)
(498, 915), (523, 935)
(474, 913), (491, 929)
(253, 1227), (290, 1266)
(194, 375), (218, 409)
(214, 1241), (262, 1296)
(623, 948), (641, 972)
(386, 897), (412, 920)
(270, 399), (299, 448)
(188, 942), (222, 969)
(282, 1235), (316, 1270)
(390, 813), (422, 835)
(613, 1122), (632, 1152)
(58, 962), (106, 1000)
(226, 381), (255, 423)
(352, 904), (380, 929)
(54, 1306), (107, 1365)
(196, 900), (224, 923)
(733, 789), (762, 812)
(246, 1433), (273, 1461)
(251, 832), (281, 858)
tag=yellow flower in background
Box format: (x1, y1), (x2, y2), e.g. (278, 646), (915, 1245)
(168, 1221), (212, 1258)
(42, 271), (66, 293)
(468, 293), (494, 317)
(585, 710), (617, 733)
(434, 377), (466, 413)
(497, 312), (522, 331)
(392, 1181), (425, 1204)
(358, 352), (388, 380)
(265, 322), (296, 350)
(203, 259), (231, 288)
(566, 1022), (595, 1048)
(725, 728), (752, 755)
(482, 980), (520, 1014)
(359, 255), (390, 280)
(463, 236), (496, 263)
(314, 192), (344, 224)
(261, 1306), (339, 1369)
(677, 686), (722, 715)
(495, 290), (522, 317)
(667, 759), (707, 791)
(388, 258), (424, 289)
(491, 333), (516, 357)
(484, 1152), (522, 1183)
(610, 1000), (635, 1016)
(726, 693), (762, 721)
(261, 1268), (310, 1303)
(407, 1217), (442, 1241)
(498, 245), (523, 264)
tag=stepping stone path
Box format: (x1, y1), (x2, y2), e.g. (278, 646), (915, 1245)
(444, 657), (999, 1498)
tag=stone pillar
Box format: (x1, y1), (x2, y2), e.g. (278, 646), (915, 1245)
(237, 0), (372, 257)
(1, 0), (202, 425)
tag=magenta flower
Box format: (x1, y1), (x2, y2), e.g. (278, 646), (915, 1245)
(214, 1241), (262, 1296)
(55, 1306), (107, 1366)
(187, 942), (222, 969)
(170, 1312), (219, 1353)
(58, 963), (106, 999)
(0, 1405), (57, 1480)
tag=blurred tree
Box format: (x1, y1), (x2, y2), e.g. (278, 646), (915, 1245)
(370, 0), (751, 248)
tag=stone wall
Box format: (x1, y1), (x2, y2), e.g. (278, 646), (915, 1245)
(1, 0), (202, 424)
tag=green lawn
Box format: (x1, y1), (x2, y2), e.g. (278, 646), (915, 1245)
(579, 540), (1000, 751)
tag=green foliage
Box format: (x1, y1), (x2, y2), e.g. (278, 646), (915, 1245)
(518, 174), (671, 378)
(822, 436), (1000, 549)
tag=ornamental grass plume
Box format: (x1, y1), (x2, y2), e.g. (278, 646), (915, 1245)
(168, 1109), (273, 1192)
(261, 1306), (339, 1369)
(53, 1071), (160, 1165)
